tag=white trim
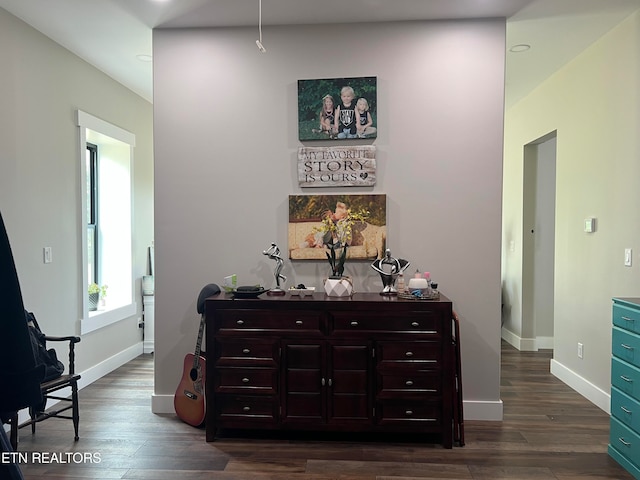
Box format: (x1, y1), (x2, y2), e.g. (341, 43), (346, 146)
(152, 394), (176, 414)
(463, 400), (504, 421)
(550, 359), (610, 414)
(80, 302), (137, 335)
(501, 327), (537, 351)
(535, 336), (554, 350)
(76, 110), (136, 146)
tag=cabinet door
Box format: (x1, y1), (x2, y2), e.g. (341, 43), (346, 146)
(281, 341), (324, 424)
(327, 342), (372, 426)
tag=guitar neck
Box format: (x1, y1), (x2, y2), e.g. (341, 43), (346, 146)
(192, 314), (205, 368)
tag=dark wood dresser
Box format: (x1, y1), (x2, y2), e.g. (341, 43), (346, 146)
(205, 292), (455, 447)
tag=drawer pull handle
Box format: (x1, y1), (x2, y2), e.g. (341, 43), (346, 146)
(405, 410), (413, 416)
(618, 437), (632, 447)
(295, 320), (303, 325)
(411, 322), (419, 327)
(405, 380), (414, 386)
(621, 344), (635, 351)
(242, 348), (250, 354)
(236, 320), (244, 325)
(243, 406), (251, 412)
(621, 376), (634, 383)
(621, 406), (632, 414)
(405, 351), (414, 357)
(242, 378), (250, 383)
(350, 321), (359, 327)
(622, 316), (635, 323)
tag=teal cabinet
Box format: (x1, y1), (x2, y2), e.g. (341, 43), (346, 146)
(609, 298), (640, 479)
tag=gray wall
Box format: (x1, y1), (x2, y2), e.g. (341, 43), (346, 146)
(0, 8), (153, 375)
(153, 19), (506, 418)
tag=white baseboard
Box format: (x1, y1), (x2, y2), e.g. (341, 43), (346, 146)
(501, 327), (552, 352)
(550, 359), (610, 414)
(151, 394), (175, 414)
(143, 340), (154, 354)
(463, 400), (503, 421)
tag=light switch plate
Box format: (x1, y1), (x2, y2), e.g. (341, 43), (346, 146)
(584, 218), (596, 233)
(625, 248), (632, 267)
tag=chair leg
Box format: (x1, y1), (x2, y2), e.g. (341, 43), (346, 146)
(29, 407), (36, 435)
(71, 382), (79, 441)
(9, 413), (18, 450)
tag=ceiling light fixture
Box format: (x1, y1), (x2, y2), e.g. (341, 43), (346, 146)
(256, 0), (266, 53)
(509, 44), (531, 53)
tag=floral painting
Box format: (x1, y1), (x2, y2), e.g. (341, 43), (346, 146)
(288, 194), (387, 263)
(297, 76), (377, 142)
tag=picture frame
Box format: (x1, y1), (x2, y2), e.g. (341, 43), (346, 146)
(288, 194), (387, 261)
(297, 76), (377, 142)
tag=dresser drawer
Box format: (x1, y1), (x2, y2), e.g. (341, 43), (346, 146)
(332, 312), (441, 336)
(376, 400), (441, 427)
(613, 326), (640, 369)
(611, 386), (640, 433)
(216, 394), (279, 425)
(614, 303), (640, 336)
(377, 341), (441, 366)
(216, 309), (323, 335)
(610, 416), (640, 470)
(612, 357), (640, 401)
(377, 370), (441, 399)
(215, 367), (278, 394)
(214, 338), (278, 366)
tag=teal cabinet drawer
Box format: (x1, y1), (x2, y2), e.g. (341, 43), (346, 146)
(613, 327), (640, 369)
(612, 386), (640, 433)
(612, 357), (640, 401)
(614, 302), (640, 335)
(610, 417), (640, 472)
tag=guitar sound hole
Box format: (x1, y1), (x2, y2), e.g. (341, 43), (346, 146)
(190, 368), (198, 381)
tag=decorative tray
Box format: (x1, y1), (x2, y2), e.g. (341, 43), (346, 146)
(288, 287), (316, 297)
(230, 287), (268, 298)
(398, 291), (440, 301)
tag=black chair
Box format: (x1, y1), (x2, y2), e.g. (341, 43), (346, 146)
(8, 315), (81, 448)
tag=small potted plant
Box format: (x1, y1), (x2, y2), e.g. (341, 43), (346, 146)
(88, 283), (108, 311)
(314, 202), (368, 296)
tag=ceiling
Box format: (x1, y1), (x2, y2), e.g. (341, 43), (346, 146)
(0, 0), (638, 107)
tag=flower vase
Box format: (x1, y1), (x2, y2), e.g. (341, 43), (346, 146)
(323, 276), (353, 297)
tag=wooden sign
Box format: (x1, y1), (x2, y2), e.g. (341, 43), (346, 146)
(298, 146), (376, 188)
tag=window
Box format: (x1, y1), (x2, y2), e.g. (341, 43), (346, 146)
(77, 111), (137, 334)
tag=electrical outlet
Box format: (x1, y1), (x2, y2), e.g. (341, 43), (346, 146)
(577, 342), (583, 359)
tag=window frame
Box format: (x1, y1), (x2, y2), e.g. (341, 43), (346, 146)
(77, 110), (137, 335)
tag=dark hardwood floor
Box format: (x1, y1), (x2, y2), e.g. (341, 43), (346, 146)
(11, 342), (633, 479)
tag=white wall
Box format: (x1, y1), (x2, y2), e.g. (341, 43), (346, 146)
(503, 12), (640, 411)
(153, 20), (506, 419)
(0, 8), (153, 375)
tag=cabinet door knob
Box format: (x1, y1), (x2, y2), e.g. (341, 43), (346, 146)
(350, 321), (359, 327)
(236, 320), (244, 325)
(295, 320), (303, 325)
(405, 351), (414, 357)
(405, 410), (413, 416)
(405, 380), (414, 386)
(321, 378), (326, 386)
(243, 406), (251, 412)
(242, 377), (250, 383)
(411, 322), (419, 327)
(242, 348), (250, 354)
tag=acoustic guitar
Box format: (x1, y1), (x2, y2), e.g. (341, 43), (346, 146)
(174, 313), (206, 426)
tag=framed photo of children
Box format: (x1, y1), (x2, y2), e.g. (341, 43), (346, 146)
(297, 76), (377, 141)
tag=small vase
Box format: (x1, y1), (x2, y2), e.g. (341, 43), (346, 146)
(89, 292), (99, 311)
(323, 276), (353, 297)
